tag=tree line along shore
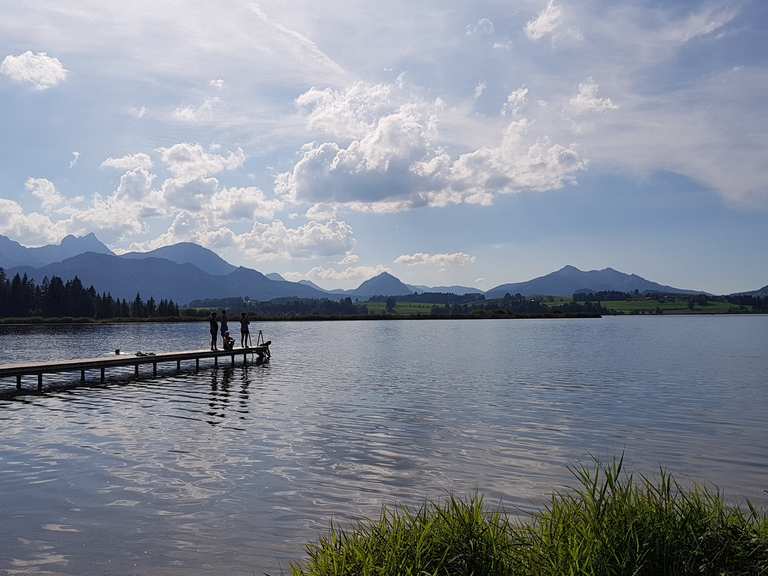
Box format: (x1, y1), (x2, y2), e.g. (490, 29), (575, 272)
(1, 272), (765, 324)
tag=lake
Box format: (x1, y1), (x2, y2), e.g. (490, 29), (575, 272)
(1, 316), (767, 575)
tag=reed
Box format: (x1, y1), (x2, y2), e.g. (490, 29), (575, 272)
(292, 458), (768, 575)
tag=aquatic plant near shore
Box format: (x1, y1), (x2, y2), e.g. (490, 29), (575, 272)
(292, 459), (768, 575)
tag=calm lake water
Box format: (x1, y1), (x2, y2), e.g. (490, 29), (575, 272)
(1, 316), (767, 575)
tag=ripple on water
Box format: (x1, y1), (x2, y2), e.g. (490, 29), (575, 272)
(0, 316), (767, 575)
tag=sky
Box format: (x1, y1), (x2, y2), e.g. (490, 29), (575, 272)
(0, 0), (766, 293)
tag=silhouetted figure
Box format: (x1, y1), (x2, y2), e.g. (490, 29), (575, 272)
(223, 331), (235, 351)
(220, 310), (228, 348)
(209, 312), (218, 351)
(240, 312), (250, 348)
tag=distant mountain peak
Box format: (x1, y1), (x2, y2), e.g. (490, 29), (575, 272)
(487, 265), (702, 297)
(0, 232), (112, 269)
(353, 271), (412, 297)
(121, 242), (236, 275)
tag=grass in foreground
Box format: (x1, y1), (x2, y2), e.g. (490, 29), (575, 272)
(292, 459), (768, 575)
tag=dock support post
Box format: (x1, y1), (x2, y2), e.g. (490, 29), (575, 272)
(81, 369), (85, 382)
(100, 367), (105, 383)
(214, 356), (218, 368)
(153, 362), (157, 377)
(231, 354), (235, 367)
(16, 375), (21, 390)
(135, 364), (139, 378)
(177, 360), (181, 371)
(37, 373), (43, 392)
(195, 358), (199, 372)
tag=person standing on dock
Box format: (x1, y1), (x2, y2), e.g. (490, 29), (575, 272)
(240, 312), (250, 348)
(220, 310), (229, 348)
(209, 312), (219, 351)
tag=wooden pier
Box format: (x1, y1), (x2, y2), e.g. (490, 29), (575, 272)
(0, 345), (271, 393)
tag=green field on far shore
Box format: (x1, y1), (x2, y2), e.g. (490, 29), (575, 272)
(365, 302), (435, 315)
(602, 299), (752, 314)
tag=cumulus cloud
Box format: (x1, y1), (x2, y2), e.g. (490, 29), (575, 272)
(294, 263), (388, 286)
(113, 168), (155, 201)
(569, 78), (618, 114)
(69, 151), (80, 169)
(395, 252), (476, 268)
(296, 81), (396, 139)
(209, 78), (225, 89)
(210, 186), (283, 221)
(0, 51), (67, 90)
(240, 219), (354, 260)
(131, 212), (354, 262)
(101, 153), (153, 172)
(339, 253), (360, 266)
(160, 175), (218, 212)
(502, 87), (529, 116)
(466, 18), (495, 37)
(0, 198), (66, 244)
(25, 177), (65, 212)
(157, 143), (245, 180)
(279, 84), (586, 213)
(173, 97), (221, 122)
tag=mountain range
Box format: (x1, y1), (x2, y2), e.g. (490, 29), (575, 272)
(1, 234), (763, 303)
(0, 233), (112, 268)
(121, 242), (236, 275)
(485, 265), (702, 298)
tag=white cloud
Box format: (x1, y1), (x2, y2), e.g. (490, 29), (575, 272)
(101, 153), (153, 172)
(0, 51), (67, 90)
(240, 219), (355, 260)
(526, 1), (563, 41)
(173, 97), (221, 122)
(667, 5), (739, 44)
(296, 81), (396, 139)
(157, 143), (245, 180)
(502, 87), (529, 116)
(395, 252), (476, 268)
(473, 81), (487, 101)
(161, 176), (218, 212)
(287, 263), (388, 287)
(339, 253), (360, 266)
(69, 151), (80, 169)
(114, 168), (155, 201)
(209, 186), (283, 221)
(0, 198), (66, 244)
(209, 78), (225, 89)
(67, 195), (151, 240)
(305, 202), (338, 221)
(569, 78), (618, 114)
(279, 85), (586, 213)
(25, 177), (65, 212)
(466, 18), (495, 37)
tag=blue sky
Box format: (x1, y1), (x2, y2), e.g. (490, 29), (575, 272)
(0, 0), (765, 293)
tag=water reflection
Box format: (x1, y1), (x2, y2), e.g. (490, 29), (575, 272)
(0, 316), (766, 575)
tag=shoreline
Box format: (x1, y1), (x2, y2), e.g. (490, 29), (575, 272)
(0, 313), (602, 326)
(1, 310), (767, 327)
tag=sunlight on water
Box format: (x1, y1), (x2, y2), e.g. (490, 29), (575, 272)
(1, 316), (767, 574)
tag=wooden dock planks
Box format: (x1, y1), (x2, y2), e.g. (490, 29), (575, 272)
(0, 346), (270, 392)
